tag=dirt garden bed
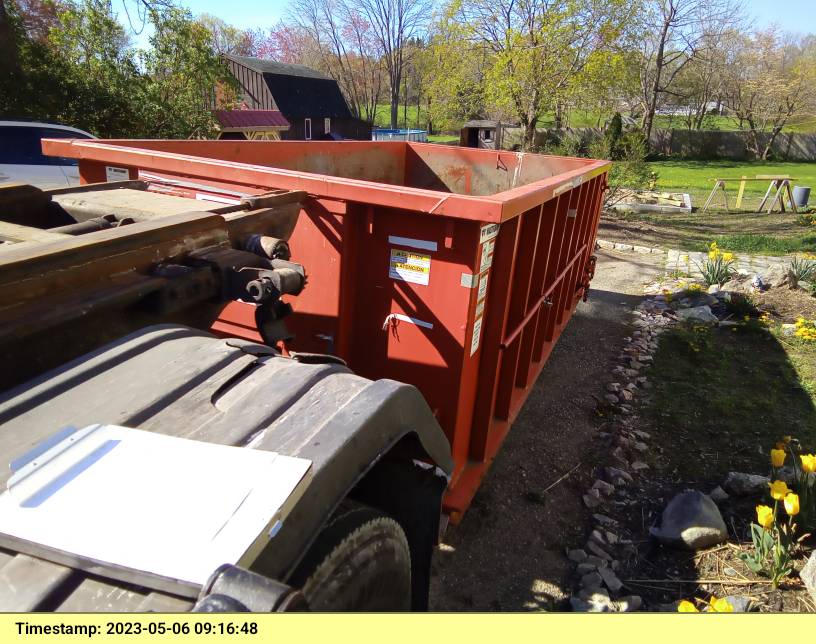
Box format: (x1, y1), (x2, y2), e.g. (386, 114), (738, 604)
(567, 265), (816, 613)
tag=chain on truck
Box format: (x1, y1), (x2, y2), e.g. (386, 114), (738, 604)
(0, 139), (609, 611)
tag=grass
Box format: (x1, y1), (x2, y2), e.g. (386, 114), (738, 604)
(645, 323), (816, 482)
(650, 160), (816, 212)
(597, 160), (816, 255)
(601, 209), (816, 255)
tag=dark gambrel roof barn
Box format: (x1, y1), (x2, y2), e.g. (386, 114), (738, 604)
(218, 55), (371, 141)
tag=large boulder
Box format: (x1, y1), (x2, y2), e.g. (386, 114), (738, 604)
(676, 305), (718, 324)
(801, 551), (816, 604)
(650, 490), (728, 550)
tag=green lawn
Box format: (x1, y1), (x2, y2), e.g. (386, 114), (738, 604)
(650, 160), (816, 213)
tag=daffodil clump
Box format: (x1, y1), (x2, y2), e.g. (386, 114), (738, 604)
(794, 318), (816, 341)
(740, 438), (816, 586)
(789, 253), (816, 285)
(677, 596), (733, 613)
(695, 242), (736, 287)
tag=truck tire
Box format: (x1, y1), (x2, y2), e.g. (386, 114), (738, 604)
(290, 501), (412, 611)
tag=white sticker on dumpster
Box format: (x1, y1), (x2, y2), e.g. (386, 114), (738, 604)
(389, 248), (431, 285)
(470, 316), (483, 356)
(479, 239), (495, 272)
(105, 166), (130, 182)
(477, 273), (489, 302)
(479, 223), (500, 244)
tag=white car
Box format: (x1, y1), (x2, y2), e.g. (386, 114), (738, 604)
(0, 120), (95, 190)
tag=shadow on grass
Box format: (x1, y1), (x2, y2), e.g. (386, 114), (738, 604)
(646, 324), (816, 484)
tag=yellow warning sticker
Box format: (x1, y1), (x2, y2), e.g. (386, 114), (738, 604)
(389, 248), (431, 285)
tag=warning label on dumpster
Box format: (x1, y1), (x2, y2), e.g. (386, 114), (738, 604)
(389, 248), (431, 285)
(470, 316), (483, 356)
(479, 239), (495, 272)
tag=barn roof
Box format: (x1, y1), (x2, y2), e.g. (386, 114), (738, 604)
(214, 109), (290, 130)
(224, 54), (353, 120)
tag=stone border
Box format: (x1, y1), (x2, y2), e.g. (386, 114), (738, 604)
(596, 239), (795, 280)
(596, 239), (666, 255)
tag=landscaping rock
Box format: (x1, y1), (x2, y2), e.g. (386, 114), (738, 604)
(604, 393), (620, 405)
(723, 471), (769, 496)
(614, 595), (642, 612)
(586, 540), (613, 561)
(592, 479), (616, 496)
(576, 562), (597, 575)
(631, 460), (649, 471)
(676, 305), (718, 324)
(800, 551), (816, 604)
(707, 284), (719, 294)
(650, 490), (728, 550)
(605, 467), (633, 484)
(570, 597), (611, 613)
(567, 549), (588, 563)
(723, 596), (755, 612)
(583, 488), (603, 509)
(598, 566), (623, 592)
(581, 571), (603, 589)
(708, 486), (729, 503)
(593, 513), (619, 528)
(607, 382), (621, 393)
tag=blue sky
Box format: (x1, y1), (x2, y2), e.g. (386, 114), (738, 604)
(123, 0), (816, 46)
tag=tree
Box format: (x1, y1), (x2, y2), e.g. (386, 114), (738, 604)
(352, 0), (431, 128)
(285, 0), (384, 122)
(636, 0), (742, 142)
(196, 13), (255, 56)
(438, 0), (636, 150)
(136, 6), (237, 138)
(722, 29), (816, 159)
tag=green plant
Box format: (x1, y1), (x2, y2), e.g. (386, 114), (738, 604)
(795, 212), (816, 227)
(739, 480), (797, 587)
(725, 292), (756, 318)
(694, 242), (736, 286)
(789, 254), (816, 286)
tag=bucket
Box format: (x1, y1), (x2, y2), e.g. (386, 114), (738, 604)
(793, 186), (811, 208)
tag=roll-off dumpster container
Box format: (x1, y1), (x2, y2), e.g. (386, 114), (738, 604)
(42, 139), (610, 521)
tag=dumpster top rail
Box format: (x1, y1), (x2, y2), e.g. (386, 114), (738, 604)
(42, 139), (609, 223)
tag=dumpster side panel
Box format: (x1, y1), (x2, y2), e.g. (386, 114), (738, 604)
(342, 208), (485, 474)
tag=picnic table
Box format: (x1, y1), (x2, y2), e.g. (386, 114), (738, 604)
(702, 175), (798, 214)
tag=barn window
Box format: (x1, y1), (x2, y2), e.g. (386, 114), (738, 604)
(324, 117), (331, 133)
(305, 118), (312, 140)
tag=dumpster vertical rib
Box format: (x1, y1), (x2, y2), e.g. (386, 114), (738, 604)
(494, 207), (542, 421)
(468, 217), (522, 462)
(559, 180), (594, 322)
(530, 193), (569, 364)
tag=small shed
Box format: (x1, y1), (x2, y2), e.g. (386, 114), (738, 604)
(460, 120), (503, 150)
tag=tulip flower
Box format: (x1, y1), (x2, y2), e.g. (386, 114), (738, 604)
(756, 504), (774, 529)
(801, 454), (816, 474)
(709, 597), (734, 613)
(770, 449), (786, 468)
(722, 252), (734, 262)
(784, 492), (800, 516)
(677, 600), (699, 613)
(768, 480), (790, 501)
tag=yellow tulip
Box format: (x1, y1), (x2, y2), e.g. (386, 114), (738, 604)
(709, 597), (734, 613)
(784, 492), (800, 516)
(708, 250), (718, 260)
(756, 504), (774, 529)
(722, 252), (734, 262)
(768, 480), (790, 501)
(677, 600), (699, 613)
(770, 449), (786, 468)
(801, 454), (816, 474)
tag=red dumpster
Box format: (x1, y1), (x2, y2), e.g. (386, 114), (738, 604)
(42, 139), (610, 521)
